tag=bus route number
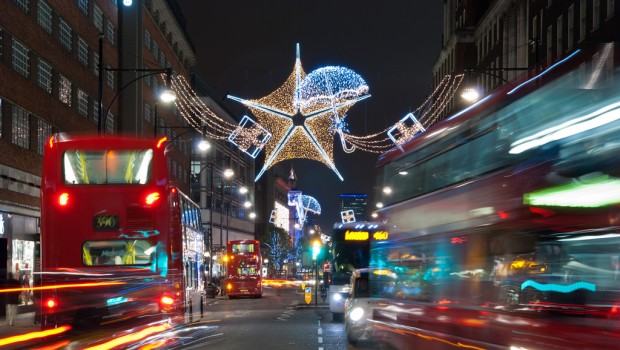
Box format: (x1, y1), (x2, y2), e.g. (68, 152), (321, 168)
(93, 215), (119, 231)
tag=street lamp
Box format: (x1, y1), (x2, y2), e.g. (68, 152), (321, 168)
(98, 59), (176, 135)
(460, 68), (529, 103)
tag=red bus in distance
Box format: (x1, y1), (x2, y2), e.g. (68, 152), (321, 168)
(40, 133), (206, 329)
(225, 240), (262, 298)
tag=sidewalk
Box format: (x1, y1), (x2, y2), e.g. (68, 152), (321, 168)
(0, 311), (39, 338)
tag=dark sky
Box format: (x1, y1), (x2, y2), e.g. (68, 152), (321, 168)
(177, 1), (444, 229)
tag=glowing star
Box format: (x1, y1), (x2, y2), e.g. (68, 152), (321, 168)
(228, 44), (369, 181)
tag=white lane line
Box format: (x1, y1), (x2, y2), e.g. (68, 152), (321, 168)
(317, 328), (322, 335)
(318, 337), (323, 343)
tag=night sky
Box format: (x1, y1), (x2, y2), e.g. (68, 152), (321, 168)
(177, 1), (444, 229)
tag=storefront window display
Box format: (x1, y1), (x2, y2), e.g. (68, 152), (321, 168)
(12, 239), (35, 306)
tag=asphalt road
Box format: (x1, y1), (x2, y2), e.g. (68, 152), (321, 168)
(1, 285), (387, 350)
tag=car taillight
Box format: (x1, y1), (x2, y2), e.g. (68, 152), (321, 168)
(160, 295), (174, 306)
(145, 192), (161, 205)
(45, 298), (57, 309)
(58, 193), (69, 206)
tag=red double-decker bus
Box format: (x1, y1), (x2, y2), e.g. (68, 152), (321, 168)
(368, 45), (620, 349)
(225, 240), (262, 298)
(40, 133), (207, 329)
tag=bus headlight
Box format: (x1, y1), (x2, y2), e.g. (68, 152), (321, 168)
(349, 307), (364, 322)
(333, 293), (343, 302)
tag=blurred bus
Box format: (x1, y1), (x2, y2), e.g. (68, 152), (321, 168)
(370, 44), (620, 349)
(40, 134), (207, 329)
(327, 222), (388, 321)
(225, 239), (262, 298)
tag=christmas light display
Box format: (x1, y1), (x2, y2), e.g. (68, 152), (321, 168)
(341, 209), (356, 223)
(168, 45), (466, 181)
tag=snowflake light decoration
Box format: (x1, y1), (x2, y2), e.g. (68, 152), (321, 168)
(228, 44), (370, 181)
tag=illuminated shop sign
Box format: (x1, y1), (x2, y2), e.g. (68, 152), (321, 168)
(344, 230), (389, 241)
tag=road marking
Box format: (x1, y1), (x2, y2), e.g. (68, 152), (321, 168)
(318, 336), (323, 343)
(317, 328), (322, 335)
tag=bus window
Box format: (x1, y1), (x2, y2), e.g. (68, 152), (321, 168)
(82, 240), (154, 266)
(63, 149), (153, 185)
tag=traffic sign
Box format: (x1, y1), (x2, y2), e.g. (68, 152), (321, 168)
(304, 287), (312, 304)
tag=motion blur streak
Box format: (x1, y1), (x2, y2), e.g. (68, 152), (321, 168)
(137, 339), (170, 350)
(83, 323), (172, 350)
(0, 325), (71, 346)
(0, 281), (125, 294)
(33, 340), (71, 350)
(375, 324), (485, 350)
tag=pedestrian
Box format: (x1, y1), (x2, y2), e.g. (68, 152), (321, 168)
(4, 273), (21, 326)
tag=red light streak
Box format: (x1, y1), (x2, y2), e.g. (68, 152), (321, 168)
(138, 339), (171, 350)
(83, 323), (171, 350)
(0, 281), (125, 294)
(0, 325), (71, 347)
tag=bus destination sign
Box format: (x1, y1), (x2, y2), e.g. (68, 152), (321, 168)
(344, 230), (389, 241)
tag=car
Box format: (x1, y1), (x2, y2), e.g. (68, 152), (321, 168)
(344, 268), (376, 344)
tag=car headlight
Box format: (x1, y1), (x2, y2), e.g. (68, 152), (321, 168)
(349, 307), (364, 322)
(333, 293), (343, 302)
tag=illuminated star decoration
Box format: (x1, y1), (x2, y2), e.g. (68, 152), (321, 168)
(228, 44), (370, 181)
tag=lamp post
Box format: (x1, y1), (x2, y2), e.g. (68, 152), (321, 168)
(460, 68), (530, 103)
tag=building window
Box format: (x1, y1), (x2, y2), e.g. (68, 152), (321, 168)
(92, 52), (99, 76)
(37, 118), (52, 155)
(557, 16), (563, 57)
(580, 0), (587, 41)
(607, 0), (615, 19)
(106, 66), (114, 88)
(12, 39), (30, 78)
(106, 21), (115, 45)
(145, 30), (151, 50)
(151, 41), (158, 60)
(77, 0), (88, 15)
(59, 19), (72, 51)
(92, 102), (99, 125)
(12, 105), (29, 149)
(93, 5), (103, 32)
(106, 112), (114, 133)
(593, 0), (600, 30)
(144, 102), (151, 122)
(37, 58), (52, 93)
(13, 0), (30, 13)
(59, 74), (72, 106)
(37, 0), (52, 34)
(77, 89), (88, 116)
(77, 37), (88, 66)
(568, 5), (574, 51)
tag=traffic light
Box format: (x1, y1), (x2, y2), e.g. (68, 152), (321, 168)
(312, 240), (321, 260)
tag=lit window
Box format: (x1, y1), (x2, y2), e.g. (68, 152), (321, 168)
(37, 58), (52, 93)
(12, 39), (30, 78)
(59, 74), (72, 106)
(37, 118), (52, 155)
(107, 22), (115, 45)
(12, 105), (30, 149)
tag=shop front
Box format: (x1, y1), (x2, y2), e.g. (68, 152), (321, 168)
(1, 210), (40, 315)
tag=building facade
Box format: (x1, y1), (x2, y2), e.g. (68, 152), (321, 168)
(433, 0), (618, 123)
(0, 0), (195, 312)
